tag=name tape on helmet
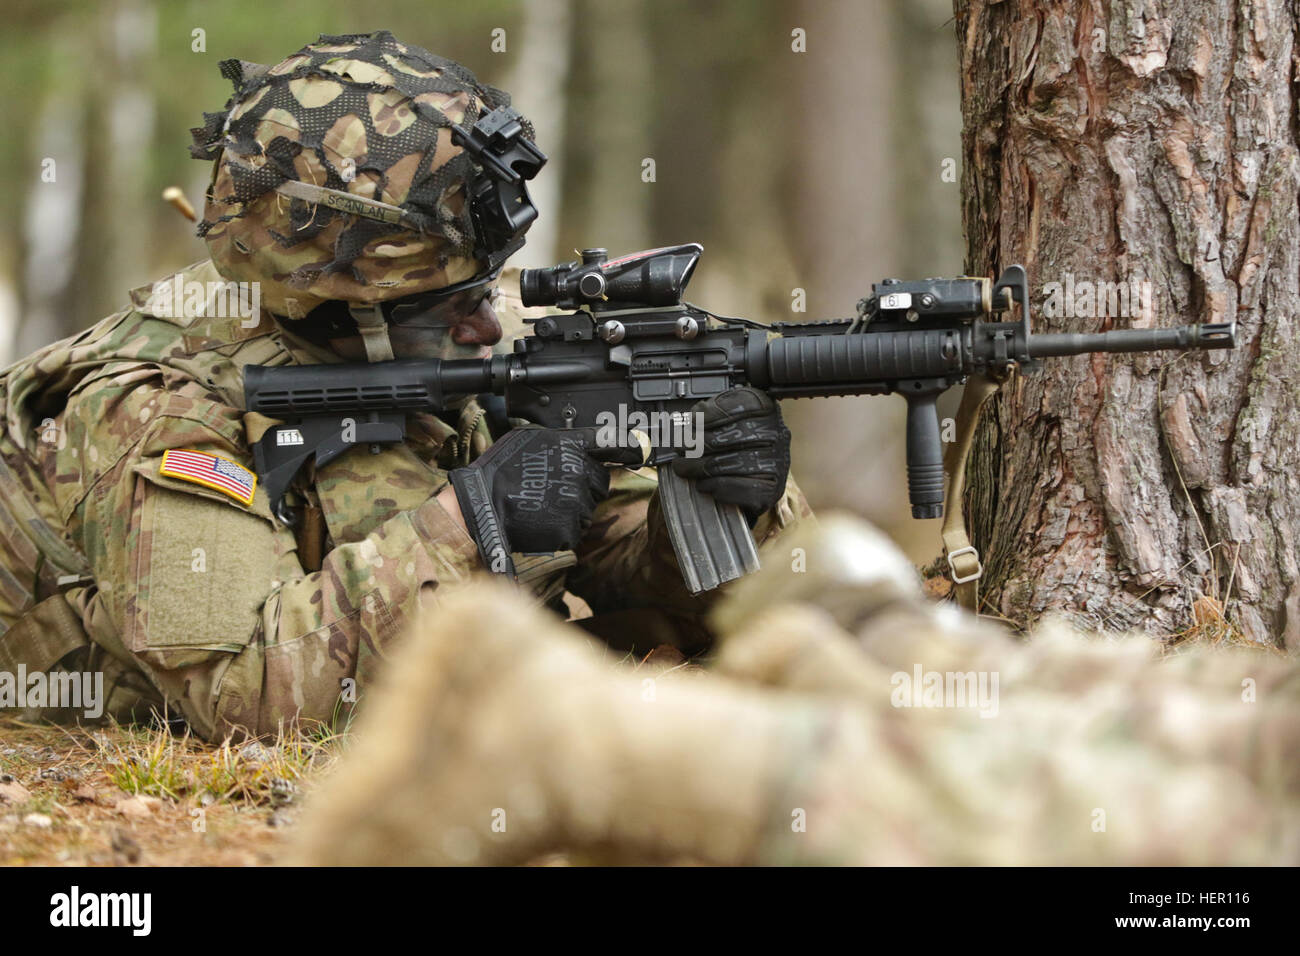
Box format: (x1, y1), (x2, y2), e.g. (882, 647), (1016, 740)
(273, 180), (418, 229)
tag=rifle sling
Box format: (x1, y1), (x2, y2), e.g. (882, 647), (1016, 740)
(940, 373), (1002, 614)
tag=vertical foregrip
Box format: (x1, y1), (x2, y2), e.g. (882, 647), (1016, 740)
(905, 391), (945, 519)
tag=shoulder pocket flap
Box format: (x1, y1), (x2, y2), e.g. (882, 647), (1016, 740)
(127, 471), (281, 653)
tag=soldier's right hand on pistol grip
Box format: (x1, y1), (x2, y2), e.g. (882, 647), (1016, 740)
(448, 426), (634, 554)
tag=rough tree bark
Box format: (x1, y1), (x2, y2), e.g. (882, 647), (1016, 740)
(954, 0), (1300, 647)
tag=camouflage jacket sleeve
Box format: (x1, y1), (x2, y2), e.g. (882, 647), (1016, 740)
(47, 368), (481, 740)
(565, 467), (813, 653)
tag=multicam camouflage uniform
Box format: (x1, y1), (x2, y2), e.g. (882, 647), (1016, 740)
(0, 31), (810, 740)
(292, 516), (1300, 867)
(0, 262), (808, 740)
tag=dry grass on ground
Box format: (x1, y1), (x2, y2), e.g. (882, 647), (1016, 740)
(0, 642), (693, 868)
(0, 718), (344, 866)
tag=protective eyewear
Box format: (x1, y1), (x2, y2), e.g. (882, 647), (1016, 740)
(384, 269), (502, 329)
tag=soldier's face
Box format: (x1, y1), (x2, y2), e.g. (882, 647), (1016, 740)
(327, 287), (504, 361)
(387, 293), (503, 359)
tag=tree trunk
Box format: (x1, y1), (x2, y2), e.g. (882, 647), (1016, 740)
(954, 0), (1300, 647)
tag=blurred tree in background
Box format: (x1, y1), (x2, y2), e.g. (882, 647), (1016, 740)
(0, 0), (961, 557)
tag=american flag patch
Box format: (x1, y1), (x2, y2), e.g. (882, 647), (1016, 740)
(160, 449), (257, 506)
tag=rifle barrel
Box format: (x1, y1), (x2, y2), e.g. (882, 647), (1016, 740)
(1025, 322), (1235, 358)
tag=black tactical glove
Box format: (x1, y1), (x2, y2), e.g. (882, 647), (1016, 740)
(671, 386), (791, 521)
(449, 426), (639, 572)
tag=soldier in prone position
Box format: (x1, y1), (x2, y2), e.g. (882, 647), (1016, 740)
(0, 32), (808, 739)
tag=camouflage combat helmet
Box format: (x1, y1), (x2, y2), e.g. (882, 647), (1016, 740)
(190, 31), (545, 327)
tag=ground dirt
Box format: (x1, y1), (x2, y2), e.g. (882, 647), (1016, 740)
(0, 719), (323, 866)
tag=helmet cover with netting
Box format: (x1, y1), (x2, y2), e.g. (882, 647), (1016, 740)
(189, 31), (533, 316)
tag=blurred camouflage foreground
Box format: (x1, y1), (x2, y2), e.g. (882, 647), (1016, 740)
(291, 515), (1300, 865)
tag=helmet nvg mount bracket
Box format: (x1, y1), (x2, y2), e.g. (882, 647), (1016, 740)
(450, 105), (547, 270)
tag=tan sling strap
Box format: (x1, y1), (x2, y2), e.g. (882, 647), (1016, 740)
(0, 592), (91, 675)
(940, 373), (1004, 613)
(348, 303), (397, 363)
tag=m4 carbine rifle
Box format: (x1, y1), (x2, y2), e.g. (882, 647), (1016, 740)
(244, 243), (1235, 594)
